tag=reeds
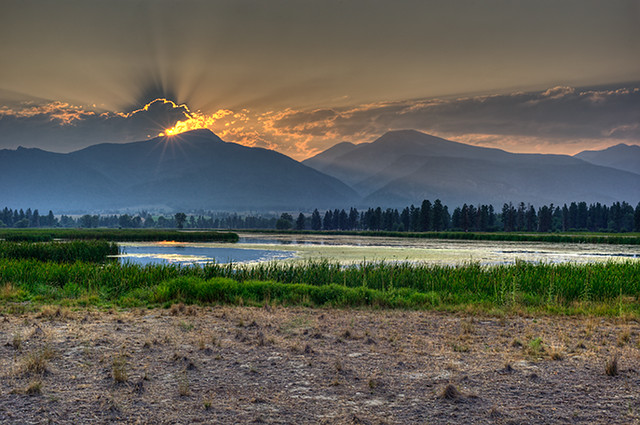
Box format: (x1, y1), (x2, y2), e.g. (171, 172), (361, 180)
(0, 240), (118, 263)
(0, 229), (239, 243)
(0, 258), (638, 314)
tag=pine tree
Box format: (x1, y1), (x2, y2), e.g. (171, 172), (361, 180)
(311, 209), (322, 230)
(295, 213), (306, 230)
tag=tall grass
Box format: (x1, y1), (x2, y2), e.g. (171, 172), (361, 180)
(197, 259), (640, 304)
(0, 258), (638, 315)
(0, 229), (239, 243)
(0, 240), (118, 263)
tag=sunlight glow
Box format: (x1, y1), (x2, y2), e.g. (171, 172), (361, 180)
(160, 108), (234, 136)
(157, 240), (185, 245)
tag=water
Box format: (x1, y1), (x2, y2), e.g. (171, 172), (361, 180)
(115, 233), (640, 266)
(117, 241), (296, 265)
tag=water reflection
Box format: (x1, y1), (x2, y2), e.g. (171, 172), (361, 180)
(117, 242), (296, 265)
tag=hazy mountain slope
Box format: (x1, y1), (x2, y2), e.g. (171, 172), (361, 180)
(302, 141), (365, 173)
(0, 129), (358, 212)
(0, 147), (117, 211)
(307, 130), (640, 206)
(574, 144), (640, 175)
(363, 156), (640, 208)
(305, 130), (556, 191)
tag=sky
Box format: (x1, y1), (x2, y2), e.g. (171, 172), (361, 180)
(1, 0), (639, 160)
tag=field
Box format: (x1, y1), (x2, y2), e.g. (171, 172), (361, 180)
(1, 306), (639, 424)
(0, 234), (639, 423)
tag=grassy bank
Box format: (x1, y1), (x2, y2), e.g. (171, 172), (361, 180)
(243, 229), (640, 245)
(0, 259), (638, 316)
(0, 229), (239, 243)
(0, 240), (118, 263)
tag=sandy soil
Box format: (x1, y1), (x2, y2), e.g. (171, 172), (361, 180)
(1, 306), (639, 424)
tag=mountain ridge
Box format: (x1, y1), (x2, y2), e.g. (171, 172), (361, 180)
(574, 143), (640, 175)
(303, 130), (640, 207)
(0, 129), (358, 212)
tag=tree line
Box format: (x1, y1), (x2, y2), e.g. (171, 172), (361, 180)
(2, 200), (640, 232)
(281, 200), (640, 233)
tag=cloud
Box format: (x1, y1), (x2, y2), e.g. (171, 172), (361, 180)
(1, 83), (639, 158)
(0, 98), (212, 152)
(259, 84), (640, 155)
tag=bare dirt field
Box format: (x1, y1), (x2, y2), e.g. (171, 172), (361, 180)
(1, 306), (639, 424)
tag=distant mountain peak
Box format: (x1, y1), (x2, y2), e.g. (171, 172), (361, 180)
(575, 143), (640, 175)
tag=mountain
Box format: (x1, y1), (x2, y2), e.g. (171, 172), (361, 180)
(304, 130), (640, 207)
(574, 143), (640, 175)
(302, 141), (365, 172)
(0, 129), (357, 212)
(0, 147), (118, 211)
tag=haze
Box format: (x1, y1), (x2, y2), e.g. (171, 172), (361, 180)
(1, 0), (639, 159)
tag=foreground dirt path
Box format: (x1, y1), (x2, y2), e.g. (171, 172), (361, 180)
(1, 306), (639, 424)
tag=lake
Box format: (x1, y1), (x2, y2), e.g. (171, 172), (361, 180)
(115, 232), (640, 266)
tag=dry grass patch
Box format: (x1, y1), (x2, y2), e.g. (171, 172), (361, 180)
(605, 356), (618, 377)
(112, 353), (128, 383)
(11, 332), (23, 350)
(25, 380), (42, 395)
(439, 383), (461, 400)
(23, 345), (55, 375)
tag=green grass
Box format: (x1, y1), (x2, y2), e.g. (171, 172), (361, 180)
(0, 258), (638, 316)
(243, 229), (640, 245)
(0, 240), (118, 263)
(0, 229), (239, 243)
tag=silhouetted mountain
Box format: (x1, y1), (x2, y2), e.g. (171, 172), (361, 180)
(304, 130), (640, 207)
(0, 129), (357, 212)
(574, 144), (640, 175)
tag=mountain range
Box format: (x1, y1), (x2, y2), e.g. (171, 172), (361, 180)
(0, 128), (638, 212)
(303, 130), (640, 208)
(0, 129), (356, 212)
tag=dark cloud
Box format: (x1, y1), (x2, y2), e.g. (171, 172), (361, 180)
(264, 83), (640, 152)
(0, 99), (190, 151)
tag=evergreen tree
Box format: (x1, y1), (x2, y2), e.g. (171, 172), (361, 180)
(323, 210), (333, 230)
(31, 209), (40, 227)
(537, 205), (552, 232)
(311, 209), (322, 231)
(409, 205), (421, 232)
(399, 207), (410, 231)
(420, 200), (432, 231)
(348, 208), (359, 230)
(525, 205), (537, 231)
(174, 212), (187, 229)
(276, 213), (293, 230)
(295, 213), (306, 230)
(47, 210), (56, 227)
(432, 199), (445, 231)
(451, 207), (462, 230)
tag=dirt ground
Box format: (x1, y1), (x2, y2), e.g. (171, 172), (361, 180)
(1, 305), (639, 424)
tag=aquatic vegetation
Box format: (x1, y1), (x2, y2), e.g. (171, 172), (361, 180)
(0, 240), (118, 263)
(249, 229), (640, 245)
(0, 229), (239, 243)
